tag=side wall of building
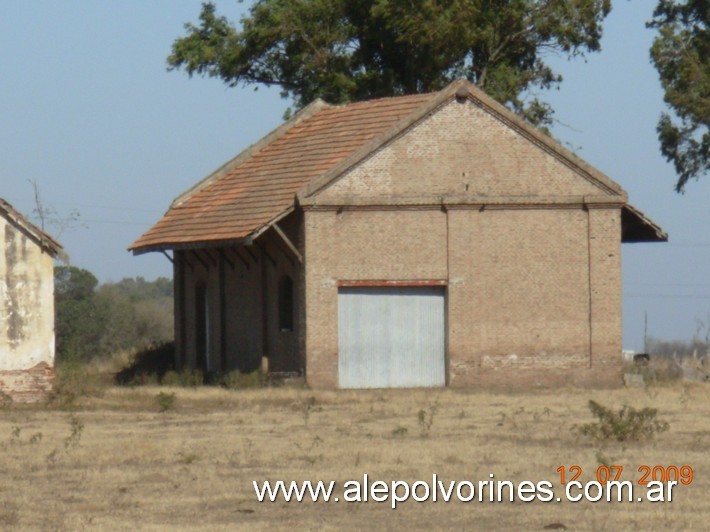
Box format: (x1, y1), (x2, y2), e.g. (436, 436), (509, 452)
(446, 206), (622, 388)
(174, 212), (304, 375)
(304, 205), (622, 389)
(0, 216), (55, 401)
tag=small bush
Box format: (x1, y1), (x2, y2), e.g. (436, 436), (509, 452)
(417, 399), (439, 437)
(156, 391), (176, 413)
(294, 396), (318, 426)
(576, 400), (669, 443)
(176, 450), (199, 464)
(64, 414), (84, 449)
(392, 426), (408, 437)
(50, 358), (103, 406)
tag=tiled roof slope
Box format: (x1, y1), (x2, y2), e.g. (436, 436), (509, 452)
(130, 93), (433, 253)
(131, 80), (666, 253)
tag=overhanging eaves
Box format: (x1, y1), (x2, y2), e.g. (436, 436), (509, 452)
(622, 204), (667, 243)
(130, 237), (249, 256)
(129, 206), (297, 256)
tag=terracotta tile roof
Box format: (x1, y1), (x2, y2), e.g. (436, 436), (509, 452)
(130, 92), (434, 253)
(0, 197), (63, 256)
(131, 79), (665, 253)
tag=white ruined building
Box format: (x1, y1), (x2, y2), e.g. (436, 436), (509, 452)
(0, 198), (62, 402)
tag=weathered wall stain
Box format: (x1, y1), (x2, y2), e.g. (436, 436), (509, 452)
(4, 224), (24, 347)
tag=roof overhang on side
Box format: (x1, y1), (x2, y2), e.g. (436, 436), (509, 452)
(130, 206), (296, 256)
(130, 237), (248, 256)
(621, 204), (667, 243)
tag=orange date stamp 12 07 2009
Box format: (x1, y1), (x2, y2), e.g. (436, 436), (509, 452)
(557, 465), (694, 486)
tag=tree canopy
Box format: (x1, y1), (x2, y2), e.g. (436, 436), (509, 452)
(649, 0), (709, 192)
(54, 266), (173, 362)
(168, 0), (612, 127)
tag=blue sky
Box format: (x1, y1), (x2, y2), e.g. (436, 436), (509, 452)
(1, 1), (708, 350)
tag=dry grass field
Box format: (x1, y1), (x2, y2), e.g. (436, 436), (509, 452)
(0, 379), (707, 530)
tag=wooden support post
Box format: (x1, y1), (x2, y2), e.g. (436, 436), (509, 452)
(219, 252), (227, 372)
(272, 222), (303, 263)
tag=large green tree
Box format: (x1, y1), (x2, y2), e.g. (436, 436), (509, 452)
(168, 0), (612, 127)
(54, 266), (104, 362)
(649, 0), (709, 192)
(54, 266), (174, 362)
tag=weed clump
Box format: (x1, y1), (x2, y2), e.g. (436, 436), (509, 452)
(576, 400), (669, 443)
(162, 370), (204, 387)
(50, 358), (104, 407)
(156, 391), (176, 413)
(417, 398), (439, 437)
(219, 370), (264, 389)
(64, 414), (84, 449)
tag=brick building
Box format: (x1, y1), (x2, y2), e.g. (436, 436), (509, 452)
(130, 80), (666, 389)
(1, 198), (62, 401)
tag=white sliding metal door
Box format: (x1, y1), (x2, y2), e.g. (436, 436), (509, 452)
(338, 286), (446, 388)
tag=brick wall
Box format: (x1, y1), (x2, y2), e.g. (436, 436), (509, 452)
(0, 362), (54, 403)
(319, 100), (609, 201)
(302, 97), (624, 389)
(448, 207), (591, 379)
(304, 209), (447, 387)
(304, 205), (623, 389)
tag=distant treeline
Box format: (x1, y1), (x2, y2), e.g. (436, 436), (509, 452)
(54, 266), (173, 362)
(647, 335), (710, 360)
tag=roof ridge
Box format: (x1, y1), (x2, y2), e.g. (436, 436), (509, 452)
(326, 91), (435, 109)
(170, 98), (332, 209)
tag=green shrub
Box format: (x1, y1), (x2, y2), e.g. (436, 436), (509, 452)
(156, 392), (176, 413)
(576, 400), (670, 443)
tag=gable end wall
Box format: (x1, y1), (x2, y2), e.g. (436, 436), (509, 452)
(318, 99), (613, 200)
